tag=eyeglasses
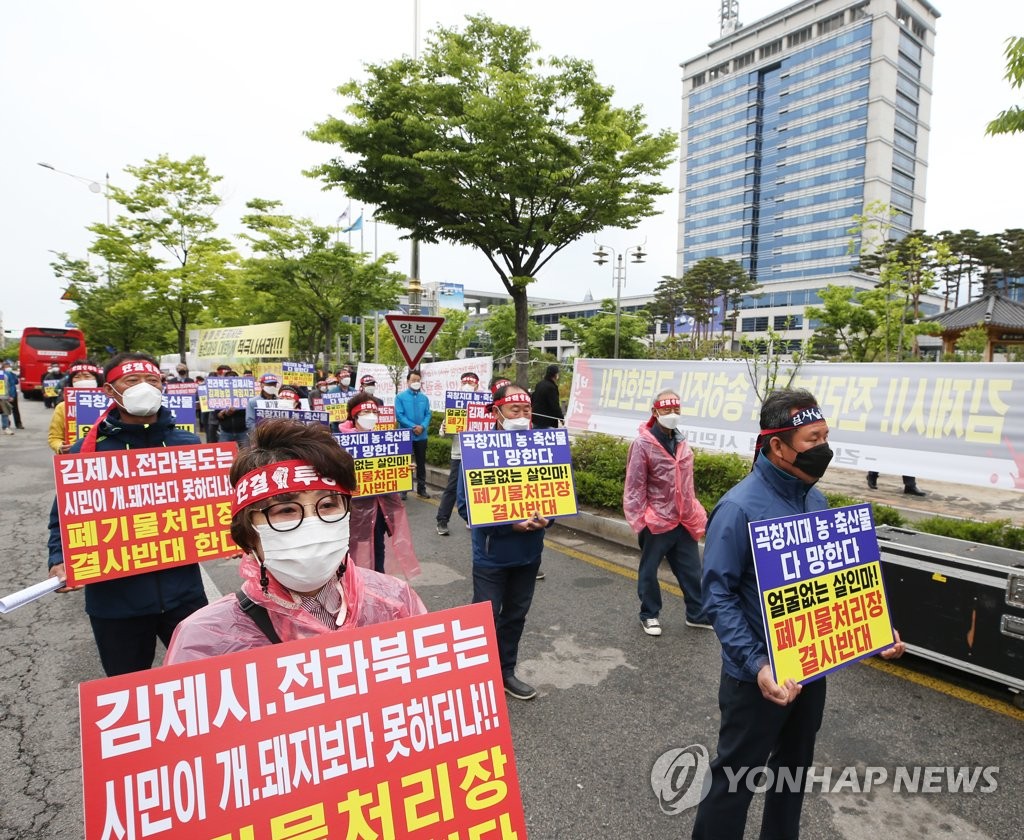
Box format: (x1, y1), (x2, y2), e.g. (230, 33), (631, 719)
(254, 494), (350, 532)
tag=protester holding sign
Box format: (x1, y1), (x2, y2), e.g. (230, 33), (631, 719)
(623, 389), (710, 637)
(46, 352), (209, 676)
(436, 371), (481, 536)
(457, 385), (552, 702)
(165, 420), (425, 663)
(395, 368), (432, 499)
(336, 392), (418, 577)
(47, 360), (104, 453)
(692, 388), (906, 840)
(245, 373), (281, 432)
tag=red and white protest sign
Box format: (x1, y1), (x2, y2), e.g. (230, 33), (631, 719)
(376, 405), (397, 431)
(55, 443), (239, 587)
(384, 315), (445, 370)
(80, 602), (527, 840)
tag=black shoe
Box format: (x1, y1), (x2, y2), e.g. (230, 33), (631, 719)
(503, 675), (537, 701)
(866, 476), (877, 490)
(417, 491), (431, 499)
(400, 491), (408, 500)
(904, 486), (926, 497)
(15, 426), (24, 430)
(535, 570), (545, 580)
(436, 522), (450, 536)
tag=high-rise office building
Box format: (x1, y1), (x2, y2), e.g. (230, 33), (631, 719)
(677, 0), (941, 345)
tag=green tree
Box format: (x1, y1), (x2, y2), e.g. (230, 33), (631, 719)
(374, 320), (407, 392)
(306, 15), (676, 386)
(240, 199), (406, 368)
(987, 36), (1024, 135)
(954, 325), (989, 361)
(559, 299), (649, 358)
(89, 155), (238, 362)
(431, 308), (478, 361)
(481, 303), (542, 365)
(650, 275), (686, 339)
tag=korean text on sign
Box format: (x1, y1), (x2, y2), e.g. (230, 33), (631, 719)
(79, 602), (527, 840)
(749, 503), (895, 685)
(64, 388), (112, 445)
(206, 377), (258, 410)
(55, 443), (239, 587)
(335, 429), (414, 497)
(444, 391), (492, 434)
(458, 428), (578, 526)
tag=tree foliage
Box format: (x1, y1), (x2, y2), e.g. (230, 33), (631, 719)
(953, 325), (988, 361)
(431, 308), (478, 361)
(240, 199), (406, 368)
(986, 36), (1024, 135)
(559, 299), (649, 359)
(306, 14), (676, 385)
(654, 258), (754, 347)
(481, 303), (542, 364)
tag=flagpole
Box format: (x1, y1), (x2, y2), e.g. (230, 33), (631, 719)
(346, 198), (352, 247)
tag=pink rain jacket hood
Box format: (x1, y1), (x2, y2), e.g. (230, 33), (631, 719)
(623, 419), (708, 540)
(165, 552), (426, 664)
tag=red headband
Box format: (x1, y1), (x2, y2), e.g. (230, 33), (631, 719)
(106, 360), (162, 383)
(68, 363), (102, 376)
(494, 392), (531, 408)
(491, 379), (511, 394)
(232, 459), (350, 516)
(653, 397), (680, 411)
(353, 401), (378, 416)
(759, 406), (826, 438)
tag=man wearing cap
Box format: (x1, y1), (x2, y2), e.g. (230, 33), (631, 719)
(692, 388), (906, 840)
(623, 389), (710, 637)
(205, 364), (234, 443)
(246, 373), (282, 433)
(436, 371), (480, 535)
(358, 374), (377, 397)
(45, 351), (209, 676)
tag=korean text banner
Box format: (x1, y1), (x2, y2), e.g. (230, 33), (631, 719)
(55, 443), (238, 587)
(334, 429), (414, 497)
(254, 407), (330, 428)
(567, 358), (1024, 491)
(196, 321), (291, 359)
(443, 391), (493, 434)
(418, 358), (494, 412)
(206, 377), (257, 410)
(79, 602), (527, 840)
(750, 504), (894, 685)
(377, 405), (397, 431)
(459, 428), (578, 526)
(65, 388), (111, 445)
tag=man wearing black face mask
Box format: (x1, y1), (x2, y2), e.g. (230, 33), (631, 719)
(692, 388), (905, 840)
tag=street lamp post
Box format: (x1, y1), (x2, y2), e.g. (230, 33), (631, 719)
(593, 241), (647, 359)
(37, 162), (111, 227)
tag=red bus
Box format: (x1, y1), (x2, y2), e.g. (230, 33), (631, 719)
(19, 327), (88, 398)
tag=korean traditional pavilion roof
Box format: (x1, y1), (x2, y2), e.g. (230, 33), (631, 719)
(924, 293), (1024, 331)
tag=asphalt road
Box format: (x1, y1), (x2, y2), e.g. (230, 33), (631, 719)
(1, 397), (1021, 839)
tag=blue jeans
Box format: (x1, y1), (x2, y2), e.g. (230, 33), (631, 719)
(472, 561), (540, 677)
(692, 669), (827, 840)
(637, 525), (705, 621)
(218, 429), (249, 448)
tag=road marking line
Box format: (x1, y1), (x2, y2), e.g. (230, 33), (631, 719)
(545, 536), (1024, 721)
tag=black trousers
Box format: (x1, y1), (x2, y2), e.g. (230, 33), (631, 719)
(11, 395), (22, 427)
(412, 438), (428, 493)
(437, 458), (461, 524)
(89, 597), (208, 676)
(692, 668), (827, 840)
(472, 561), (540, 677)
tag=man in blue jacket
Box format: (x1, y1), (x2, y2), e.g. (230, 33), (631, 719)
(394, 368), (432, 499)
(47, 352), (209, 676)
(457, 384), (551, 701)
(692, 388), (905, 840)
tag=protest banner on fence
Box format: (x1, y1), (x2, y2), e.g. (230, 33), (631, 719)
(567, 358), (1024, 490)
(750, 503), (895, 685)
(458, 428), (578, 526)
(335, 429), (414, 496)
(79, 602), (527, 840)
(54, 443), (238, 586)
(195, 321), (291, 359)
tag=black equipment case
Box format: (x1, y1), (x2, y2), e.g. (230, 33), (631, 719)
(875, 525), (1024, 706)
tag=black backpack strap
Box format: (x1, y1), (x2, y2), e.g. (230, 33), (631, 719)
(235, 590), (283, 644)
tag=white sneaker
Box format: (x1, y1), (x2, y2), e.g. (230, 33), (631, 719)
(640, 617), (662, 636)
(2, 428), (13, 436)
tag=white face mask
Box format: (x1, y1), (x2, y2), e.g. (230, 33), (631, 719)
(74, 379), (98, 389)
(356, 413), (378, 430)
(461, 381), (477, 390)
(363, 386), (375, 396)
(115, 382), (164, 416)
(502, 415), (531, 432)
(409, 381), (422, 391)
(340, 377), (351, 387)
(255, 516), (350, 593)
(263, 384), (279, 395)
(657, 413), (682, 431)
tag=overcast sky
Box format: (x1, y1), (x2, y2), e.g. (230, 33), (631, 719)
(2, 0), (1021, 335)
